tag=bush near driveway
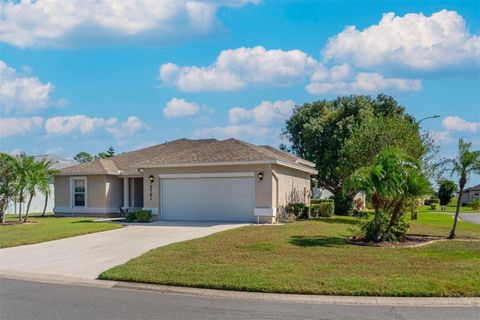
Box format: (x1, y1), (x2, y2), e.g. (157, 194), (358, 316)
(100, 213), (480, 297)
(310, 202), (334, 217)
(285, 203), (309, 219)
(0, 215), (121, 248)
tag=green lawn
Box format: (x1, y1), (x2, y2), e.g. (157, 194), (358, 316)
(0, 214), (121, 248)
(418, 205), (480, 213)
(100, 212), (480, 297)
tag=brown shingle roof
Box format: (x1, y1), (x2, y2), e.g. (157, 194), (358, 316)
(59, 138), (315, 175)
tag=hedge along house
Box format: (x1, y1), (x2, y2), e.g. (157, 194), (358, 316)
(54, 138), (317, 223)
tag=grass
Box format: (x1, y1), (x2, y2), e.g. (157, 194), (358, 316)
(100, 212), (480, 297)
(0, 214), (121, 248)
(418, 204), (480, 213)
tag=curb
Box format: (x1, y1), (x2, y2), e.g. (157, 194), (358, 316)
(1, 271), (479, 307)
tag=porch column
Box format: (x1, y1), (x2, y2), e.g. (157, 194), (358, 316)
(123, 178), (129, 208)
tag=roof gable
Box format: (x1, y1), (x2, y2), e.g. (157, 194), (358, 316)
(58, 138), (316, 175)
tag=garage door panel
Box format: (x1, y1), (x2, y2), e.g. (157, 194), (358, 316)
(161, 177), (255, 222)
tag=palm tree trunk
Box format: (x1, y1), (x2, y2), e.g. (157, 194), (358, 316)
(0, 199), (5, 224)
(18, 190), (23, 221)
(24, 194), (33, 223)
(449, 184), (464, 239)
(42, 194), (48, 217)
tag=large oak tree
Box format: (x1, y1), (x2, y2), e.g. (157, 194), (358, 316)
(282, 94), (434, 214)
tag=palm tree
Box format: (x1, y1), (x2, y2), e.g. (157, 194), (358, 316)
(24, 161), (43, 222)
(13, 153), (36, 221)
(38, 159), (59, 217)
(0, 153), (18, 224)
(447, 139), (480, 239)
(345, 147), (430, 241)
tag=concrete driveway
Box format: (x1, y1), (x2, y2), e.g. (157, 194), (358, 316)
(0, 221), (246, 280)
(436, 212), (480, 225)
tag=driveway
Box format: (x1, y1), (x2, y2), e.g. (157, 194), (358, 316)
(436, 212), (480, 225)
(0, 221), (246, 280)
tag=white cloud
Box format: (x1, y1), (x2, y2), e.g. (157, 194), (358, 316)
(45, 115), (117, 135)
(323, 10), (480, 71)
(442, 116), (480, 132)
(0, 60), (54, 114)
(193, 124), (272, 139)
(430, 130), (454, 144)
(0, 116), (43, 137)
(159, 46), (318, 92)
(229, 100), (296, 125)
(310, 63), (352, 82)
(306, 72), (422, 94)
(163, 97), (200, 118)
(0, 0), (256, 48)
(107, 116), (149, 138)
(159, 46), (422, 94)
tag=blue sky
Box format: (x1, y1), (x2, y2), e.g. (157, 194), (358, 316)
(0, 1), (479, 182)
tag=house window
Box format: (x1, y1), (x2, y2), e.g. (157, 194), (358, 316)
(72, 178), (87, 207)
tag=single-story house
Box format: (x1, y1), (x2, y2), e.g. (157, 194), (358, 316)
(54, 138), (317, 223)
(8, 154), (75, 215)
(461, 184), (480, 204)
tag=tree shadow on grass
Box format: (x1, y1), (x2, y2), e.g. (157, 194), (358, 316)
(310, 217), (360, 226)
(71, 220), (95, 224)
(289, 235), (348, 247)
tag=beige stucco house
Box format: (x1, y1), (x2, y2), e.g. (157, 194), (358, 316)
(461, 184), (480, 205)
(54, 138), (317, 223)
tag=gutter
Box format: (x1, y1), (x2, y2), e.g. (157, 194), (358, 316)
(130, 160), (318, 175)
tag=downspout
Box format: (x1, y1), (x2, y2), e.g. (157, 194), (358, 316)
(271, 166), (279, 224)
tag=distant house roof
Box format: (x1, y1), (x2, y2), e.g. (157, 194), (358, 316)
(33, 154), (75, 170)
(58, 138), (317, 176)
(464, 184), (480, 192)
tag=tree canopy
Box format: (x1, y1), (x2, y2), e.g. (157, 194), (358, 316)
(437, 179), (457, 206)
(282, 94), (434, 214)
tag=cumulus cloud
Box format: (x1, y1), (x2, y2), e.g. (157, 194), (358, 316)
(163, 97), (200, 118)
(193, 124), (272, 139)
(159, 46), (422, 94)
(159, 46), (318, 91)
(0, 60), (54, 114)
(45, 115), (117, 135)
(107, 116), (149, 138)
(0, 0), (256, 48)
(0, 116), (43, 137)
(430, 130), (454, 144)
(306, 72), (422, 95)
(442, 116), (480, 132)
(229, 100), (296, 125)
(323, 10), (480, 71)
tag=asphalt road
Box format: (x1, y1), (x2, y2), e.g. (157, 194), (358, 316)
(1, 278), (478, 320)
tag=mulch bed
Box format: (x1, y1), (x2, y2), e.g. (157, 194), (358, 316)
(347, 235), (446, 248)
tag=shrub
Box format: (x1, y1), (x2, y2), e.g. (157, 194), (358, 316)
(332, 193), (351, 215)
(310, 203), (334, 217)
(285, 203), (309, 219)
(125, 210), (136, 222)
(359, 212), (409, 242)
(424, 198), (440, 206)
(430, 203), (438, 210)
(310, 199), (334, 205)
(437, 179), (458, 205)
(135, 210), (152, 222)
(471, 200), (480, 210)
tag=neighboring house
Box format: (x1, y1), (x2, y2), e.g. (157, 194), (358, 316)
(8, 155), (76, 214)
(54, 138), (317, 223)
(461, 184), (480, 204)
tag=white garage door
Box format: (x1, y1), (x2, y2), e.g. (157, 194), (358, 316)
(161, 177), (255, 222)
